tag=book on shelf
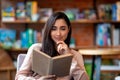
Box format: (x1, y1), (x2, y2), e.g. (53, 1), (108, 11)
(112, 4), (117, 21)
(0, 28), (16, 48)
(2, 5), (15, 22)
(97, 4), (110, 20)
(38, 8), (53, 21)
(16, 2), (26, 20)
(116, 1), (120, 21)
(113, 28), (120, 46)
(32, 49), (73, 77)
(20, 28), (42, 48)
(26, 1), (38, 20)
(96, 23), (112, 46)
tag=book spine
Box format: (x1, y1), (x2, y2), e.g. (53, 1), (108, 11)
(26, 2), (32, 20)
(116, 2), (120, 21)
(112, 4), (117, 21)
(31, 1), (37, 15)
(49, 59), (53, 75)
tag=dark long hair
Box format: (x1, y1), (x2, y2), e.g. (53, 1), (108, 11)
(41, 11), (71, 57)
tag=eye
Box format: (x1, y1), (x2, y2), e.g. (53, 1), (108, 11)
(61, 26), (66, 30)
(52, 26), (57, 30)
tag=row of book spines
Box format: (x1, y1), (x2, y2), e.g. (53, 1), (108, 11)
(0, 28), (42, 49)
(97, 1), (120, 21)
(96, 23), (120, 47)
(2, 1), (120, 21)
(2, 1), (38, 18)
(21, 28), (42, 48)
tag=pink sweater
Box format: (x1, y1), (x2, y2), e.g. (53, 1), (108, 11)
(15, 43), (89, 80)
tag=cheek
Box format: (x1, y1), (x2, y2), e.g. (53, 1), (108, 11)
(63, 32), (69, 40)
(50, 31), (56, 42)
(50, 32), (54, 39)
(50, 30), (69, 43)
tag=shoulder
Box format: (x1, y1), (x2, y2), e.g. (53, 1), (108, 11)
(70, 49), (79, 55)
(70, 49), (82, 58)
(27, 43), (42, 55)
(22, 43), (42, 62)
(28, 43), (42, 50)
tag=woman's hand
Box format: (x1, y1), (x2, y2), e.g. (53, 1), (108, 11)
(57, 41), (70, 55)
(37, 75), (56, 80)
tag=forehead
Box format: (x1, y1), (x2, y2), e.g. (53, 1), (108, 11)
(54, 19), (67, 26)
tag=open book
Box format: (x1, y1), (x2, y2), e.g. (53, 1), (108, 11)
(32, 49), (73, 77)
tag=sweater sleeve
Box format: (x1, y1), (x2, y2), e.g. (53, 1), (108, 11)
(15, 43), (42, 80)
(70, 49), (89, 80)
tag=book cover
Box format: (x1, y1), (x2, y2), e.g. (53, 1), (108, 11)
(32, 49), (73, 77)
(113, 28), (119, 46)
(20, 31), (28, 48)
(96, 23), (111, 46)
(112, 4), (117, 21)
(0, 28), (16, 49)
(39, 8), (53, 21)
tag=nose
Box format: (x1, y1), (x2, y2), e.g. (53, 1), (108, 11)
(56, 30), (61, 36)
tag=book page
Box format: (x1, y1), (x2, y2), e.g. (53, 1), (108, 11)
(52, 54), (73, 77)
(32, 49), (51, 75)
(32, 49), (73, 77)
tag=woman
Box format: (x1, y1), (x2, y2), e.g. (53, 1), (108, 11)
(15, 11), (89, 80)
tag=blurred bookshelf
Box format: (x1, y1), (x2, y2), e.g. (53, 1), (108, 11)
(0, 0), (120, 80)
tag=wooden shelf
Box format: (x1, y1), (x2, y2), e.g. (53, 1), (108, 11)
(0, 66), (16, 71)
(72, 20), (120, 24)
(6, 48), (28, 53)
(79, 48), (120, 55)
(5, 46), (96, 52)
(5, 45), (120, 53)
(101, 65), (120, 72)
(2, 20), (45, 24)
(2, 20), (120, 24)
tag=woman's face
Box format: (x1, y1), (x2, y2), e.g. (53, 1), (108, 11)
(51, 19), (69, 44)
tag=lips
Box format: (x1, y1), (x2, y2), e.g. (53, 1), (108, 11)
(54, 37), (63, 41)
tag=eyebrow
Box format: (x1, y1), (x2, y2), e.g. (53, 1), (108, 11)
(61, 26), (66, 27)
(52, 25), (66, 27)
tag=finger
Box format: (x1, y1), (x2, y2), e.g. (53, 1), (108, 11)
(57, 44), (64, 53)
(57, 44), (61, 53)
(59, 44), (67, 51)
(57, 46), (66, 55)
(57, 41), (65, 45)
(43, 75), (56, 79)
